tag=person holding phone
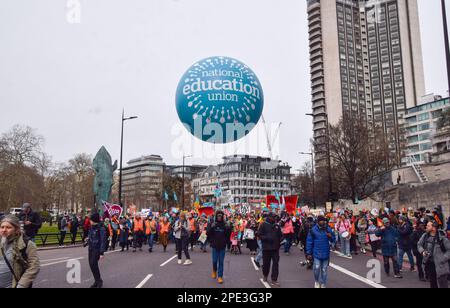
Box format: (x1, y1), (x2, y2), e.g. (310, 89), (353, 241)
(174, 212), (192, 265)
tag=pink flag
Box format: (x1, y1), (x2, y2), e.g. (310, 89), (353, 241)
(102, 201), (123, 219)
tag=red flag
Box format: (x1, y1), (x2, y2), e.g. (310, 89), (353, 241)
(284, 196), (298, 215)
(198, 207), (215, 217)
(266, 195), (279, 206)
(266, 195), (297, 214)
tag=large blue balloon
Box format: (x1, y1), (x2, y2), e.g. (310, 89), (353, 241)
(176, 56), (264, 144)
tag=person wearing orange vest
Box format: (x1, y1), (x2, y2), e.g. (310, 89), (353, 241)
(145, 215), (157, 253)
(188, 213), (198, 251)
(109, 215), (120, 251)
(132, 216), (144, 252)
(350, 216), (358, 256)
(159, 216), (171, 252)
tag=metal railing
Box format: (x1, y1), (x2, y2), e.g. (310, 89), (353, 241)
(406, 155), (429, 183)
(34, 231), (85, 247)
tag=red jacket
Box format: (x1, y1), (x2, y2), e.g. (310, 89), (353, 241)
(83, 217), (91, 231)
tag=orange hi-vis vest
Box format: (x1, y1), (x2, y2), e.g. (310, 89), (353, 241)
(377, 218), (383, 227)
(145, 220), (156, 235)
(160, 222), (170, 234)
(134, 218), (144, 233)
(189, 218), (196, 232)
(350, 221), (356, 235)
(435, 215), (443, 227)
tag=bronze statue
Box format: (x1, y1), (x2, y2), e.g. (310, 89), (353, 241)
(93, 146), (117, 208)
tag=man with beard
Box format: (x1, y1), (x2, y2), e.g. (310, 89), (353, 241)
(418, 220), (450, 288)
(18, 203), (42, 242)
(306, 216), (335, 288)
(0, 215), (40, 288)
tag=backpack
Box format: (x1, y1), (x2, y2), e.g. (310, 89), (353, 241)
(422, 232), (447, 254)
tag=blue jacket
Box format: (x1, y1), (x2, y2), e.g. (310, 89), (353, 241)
(375, 226), (399, 257)
(88, 224), (106, 254)
(306, 225), (336, 261)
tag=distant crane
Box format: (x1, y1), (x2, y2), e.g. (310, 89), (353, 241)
(261, 114), (282, 160)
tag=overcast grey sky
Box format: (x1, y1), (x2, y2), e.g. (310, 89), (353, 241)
(0, 0), (448, 172)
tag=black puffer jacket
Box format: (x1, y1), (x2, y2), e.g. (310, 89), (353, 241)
(397, 222), (413, 250)
(207, 211), (231, 250)
(258, 218), (283, 251)
(18, 210), (42, 238)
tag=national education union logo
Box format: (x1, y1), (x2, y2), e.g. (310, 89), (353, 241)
(176, 56), (264, 144)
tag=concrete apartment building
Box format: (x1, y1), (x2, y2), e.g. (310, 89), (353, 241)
(404, 95), (450, 164)
(307, 0), (425, 166)
(191, 166), (220, 203)
(216, 155), (292, 204)
(165, 164), (208, 180)
(121, 155), (164, 209)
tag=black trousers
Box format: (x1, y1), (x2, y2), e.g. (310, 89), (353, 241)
(383, 255), (400, 275)
(59, 231), (66, 246)
(350, 235), (358, 253)
(71, 231), (78, 245)
(133, 231), (144, 249)
(425, 261), (449, 288)
(176, 237), (190, 260)
(414, 253), (425, 280)
(262, 250), (280, 281)
(189, 232), (197, 249)
(369, 241), (380, 258)
(82, 230), (89, 242)
(88, 249), (102, 283)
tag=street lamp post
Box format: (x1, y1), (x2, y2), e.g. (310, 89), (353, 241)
(299, 152), (316, 209)
(442, 0), (450, 94)
(306, 112), (333, 203)
(118, 110), (138, 214)
(182, 154), (192, 210)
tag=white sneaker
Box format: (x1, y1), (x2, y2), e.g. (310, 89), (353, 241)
(314, 282), (320, 289)
(178, 259), (182, 265)
(184, 259), (192, 265)
(320, 284), (326, 289)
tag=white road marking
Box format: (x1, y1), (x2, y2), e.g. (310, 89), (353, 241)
(40, 257), (69, 263)
(329, 263), (386, 289)
(104, 249), (123, 255)
(250, 257), (259, 271)
(160, 255), (178, 267)
(260, 278), (271, 289)
(41, 257), (84, 267)
(136, 274), (153, 288)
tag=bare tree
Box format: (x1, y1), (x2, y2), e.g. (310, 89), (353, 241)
(291, 162), (314, 205)
(326, 117), (394, 203)
(0, 125), (47, 211)
(0, 125), (45, 167)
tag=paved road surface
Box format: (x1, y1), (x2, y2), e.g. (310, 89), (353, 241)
(34, 243), (428, 288)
